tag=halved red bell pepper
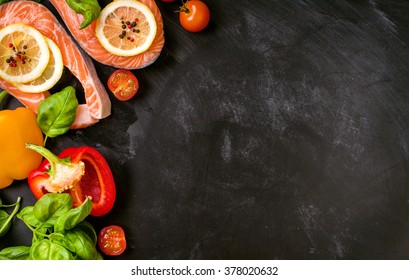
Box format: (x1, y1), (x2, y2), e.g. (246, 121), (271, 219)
(26, 144), (116, 216)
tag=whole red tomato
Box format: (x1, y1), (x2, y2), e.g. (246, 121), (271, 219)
(179, 0), (210, 32)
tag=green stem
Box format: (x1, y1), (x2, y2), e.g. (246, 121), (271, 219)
(1, 196), (22, 208)
(7, 197), (21, 220)
(0, 197), (21, 235)
(0, 90), (8, 107)
(21, 219), (49, 241)
(43, 135), (49, 146)
(26, 144), (71, 175)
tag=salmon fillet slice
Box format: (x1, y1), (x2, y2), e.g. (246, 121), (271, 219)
(49, 0), (165, 69)
(0, 0), (111, 129)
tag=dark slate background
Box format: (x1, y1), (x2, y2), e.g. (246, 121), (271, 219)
(2, 0), (409, 259)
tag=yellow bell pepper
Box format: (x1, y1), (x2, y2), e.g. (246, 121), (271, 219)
(0, 107), (44, 189)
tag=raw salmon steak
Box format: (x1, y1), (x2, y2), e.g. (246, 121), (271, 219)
(49, 0), (165, 69)
(0, 0), (111, 129)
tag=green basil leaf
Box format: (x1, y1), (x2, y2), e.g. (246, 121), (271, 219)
(17, 206), (42, 228)
(33, 193), (72, 227)
(51, 228), (100, 260)
(76, 221), (97, 246)
(66, 0), (101, 29)
(37, 86), (78, 139)
(0, 246), (30, 260)
(54, 197), (92, 233)
(49, 232), (75, 252)
(64, 228), (100, 260)
(29, 239), (75, 260)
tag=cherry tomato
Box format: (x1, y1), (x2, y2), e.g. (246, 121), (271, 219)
(179, 0), (210, 32)
(107, 69), (139, 101)
(98, 225), (127, 256)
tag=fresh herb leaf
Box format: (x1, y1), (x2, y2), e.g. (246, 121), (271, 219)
(76, 221), (98, 246)
(49, 228), (98, 260)
(37, 86), (78, 143)
(63, 228), (100, 259)
(1, 194), (103, 260)
(17, 206), (42, 228)
(54, 197), (92, 233)
(33, 193), (72, 227)
(29, 239), (75, 260)
(66, 0), (101, 29)
(0, 246), (30, 260)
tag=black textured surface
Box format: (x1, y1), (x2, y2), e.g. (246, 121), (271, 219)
(1, 0), (409, 259)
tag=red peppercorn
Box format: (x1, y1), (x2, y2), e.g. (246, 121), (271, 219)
(8, 43), (13, 48)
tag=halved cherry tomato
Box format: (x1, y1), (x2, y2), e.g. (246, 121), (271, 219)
(179, 0), (210, 32)
(107, 69), (139, 101)
(98, 225), (127, 256)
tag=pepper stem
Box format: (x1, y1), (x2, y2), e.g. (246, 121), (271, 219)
(0, 90), (8, 107)
(26, 143), (71, 175)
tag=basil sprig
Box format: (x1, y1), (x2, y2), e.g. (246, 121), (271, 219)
(0, 194), (102, 260)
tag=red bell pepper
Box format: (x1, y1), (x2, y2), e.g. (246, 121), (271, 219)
(26, 144), (116, 216)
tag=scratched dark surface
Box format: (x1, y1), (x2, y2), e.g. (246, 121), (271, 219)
(1, 0), (409, 259)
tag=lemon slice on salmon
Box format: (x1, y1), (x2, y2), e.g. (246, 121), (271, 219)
(0, 23), (50, 84)
(14, 37), (64, 93)
(95, 0), (157, 57)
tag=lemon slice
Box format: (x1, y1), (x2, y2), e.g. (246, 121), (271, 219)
(95, 0), (157, 57)
(0, 23), (50, 84)
(14, 38), (64, 93)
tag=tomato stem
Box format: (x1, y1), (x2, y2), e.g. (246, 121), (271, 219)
(177, 0), (190, 14)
